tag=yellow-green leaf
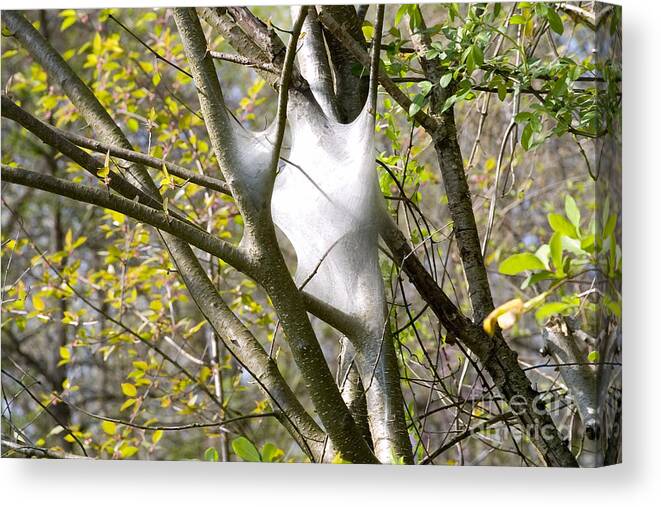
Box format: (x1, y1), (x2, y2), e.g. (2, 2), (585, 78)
(101, 420), (117, 435)
(93, 32), (102, 54)
(498, 253), (545, 275)
(32, 294), (45, 311)
(132, 361), (149, 371)
(64, 228), (73, 252)
(97, 150), (111, 178)
(231, 436), (260, 462)
(120, 398), (137, 412)
(60, 16), (76, 32)
(59, 346), (71, 360)
(120, 445), (139, 458)
(152, 429), (163, 444)
(121, 383), (137, 397)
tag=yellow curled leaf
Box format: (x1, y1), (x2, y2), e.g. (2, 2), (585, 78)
(483, 298), (524, 336)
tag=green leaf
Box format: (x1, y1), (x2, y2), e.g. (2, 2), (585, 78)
(204, 447), (219, 462)
(521, 123), (533, 150)
(408, 93), (426, 117)
(509, 14), (527, 24)
(535, 302), (572, 322)
(361, 22), (374, 41)
(549, 232), (564, 274)
(588, 350), (600, 363)
(441, 94), (458, 113)
(471, 44), (484, 67)
(231, 436), (261, 462)
(394, 5), (408, 27)
(439, 73), (452, 88)
(564, 195), (581, 230)
(497, 81), (508, 101)
(546, 8), (564, 35)
(498, 253), (546, 275)
(418, 80), (433, 96)
(522, 271), (556, 289)
(261, 442), (283, 463)
(535, 244), (551, 269)
(548, 213), (578, 238)
(92, 32), (102, 55)
(603, 213), (617, 239)
(121, 383), (137, 397)
(127, 118), (139, 133)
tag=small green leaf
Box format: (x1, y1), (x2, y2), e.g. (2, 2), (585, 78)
(204, 447), (219, 462)
(418, 80), (433, 96)
(548, 213), (578, 239)
(92, 32), (102, 54)
(408, 93), (426, 117)
(261, 442), (283, 463)
(549, 232), (564, 274)
(231, 436), (261, 462)
(127, 117), (139, 133)
(603, 213), (617, 239)
(498, 253), (546, 275)
(497, 81), (507, 101)
(471, 44), (484, 67)
(535, 302), (572, 322)
(535, 244), (551, 269)
(394, 5), (408, 27)
(546, 8), (564, 35)
(361, 22), (374, 41)
(588, 350), (600, 363)
(439, 73), (452, 88)
(521, 123), (533, 151)
(509, 14), (527, 24)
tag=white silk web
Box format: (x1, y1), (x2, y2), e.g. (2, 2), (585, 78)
(271, 95), (387, 332)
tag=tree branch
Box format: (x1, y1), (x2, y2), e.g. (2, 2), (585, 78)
(1, 165), (250, 274)
(317, 8), (438, 131)
(174, 7), (378, 464)
(2, 439), (87, 459)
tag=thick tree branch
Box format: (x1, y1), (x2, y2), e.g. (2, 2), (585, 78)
(271, 7), (308, 172)
(319, 5), (368, 121)
(317, 9), (438, 131)
(173, 7), (378, 464)
(292, 6), (340, 120)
